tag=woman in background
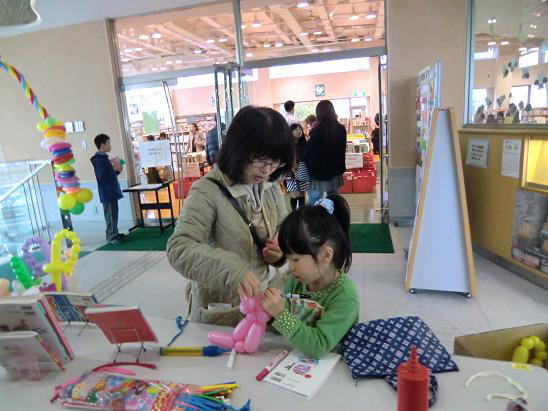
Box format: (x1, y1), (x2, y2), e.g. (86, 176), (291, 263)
(187, 123), (205, 153)
(284, 123), (309, 211)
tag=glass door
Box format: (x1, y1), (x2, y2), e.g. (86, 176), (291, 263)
(378, 55), (389, 222)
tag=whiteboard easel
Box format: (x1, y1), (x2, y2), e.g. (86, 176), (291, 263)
(405, 108), (477, 297)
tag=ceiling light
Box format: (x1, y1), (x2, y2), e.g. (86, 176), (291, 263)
(263, 43), (271, 48)
(219, 37), (228, 42)
(160, 67), (166, 71)
(534, 12), (541, 17)
(246, 52), (254, 57)
(251, 17), (261, 28)
(529, 47), (539, 52)
(193, 49), (202, 54)
(139, 34), (149, 40)
(528, 34), (535, 38)
(166, 60), (173, 65)
(297, 2), (309, 8)
(364, 37), (373, 41)
(151, 33), (162, 39)
(323, 47), (331, 52)
(349, 14), (359, 21)
(312, 48), (320, 52)
(518, 47), (527, 52)
(300, 31), (309, 36)
(152, 67), (159, 71)
(206, 39), (215, 44)
(121, 58), (130, 63)
(530, 24), (537, 29)
(175, 59), (183, 64)
(124, 48), (133, 53)
(365, 12), (376, 19)
(275, 42), (283, 47)
(487, 41), (497, 45)
(241, 24), (246, 29)
(351, 37), (360, 42)
(329, 11), (334, 17)
(500, 40), (509, 45)
(313, 30), (322, 35)
(487, 17), (496, 24)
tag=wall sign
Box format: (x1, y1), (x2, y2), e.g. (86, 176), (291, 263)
(466, 138), (489, 168)
(138, 140), (171, 167)
(501, 139), (522, 179)
(314, 84), (325, 97)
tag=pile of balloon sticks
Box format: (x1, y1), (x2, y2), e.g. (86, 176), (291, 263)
(175, 383), (250, 411)
(0, 58), (93, 214)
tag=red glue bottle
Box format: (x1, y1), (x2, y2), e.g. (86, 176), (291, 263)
(397, 345), (429, 411)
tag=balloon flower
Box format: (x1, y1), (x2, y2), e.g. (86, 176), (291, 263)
(0, 58), (93, 214)
(43, 229), (80, 292)
(21, 237), (51, 278)
(208, 296), (271, 354)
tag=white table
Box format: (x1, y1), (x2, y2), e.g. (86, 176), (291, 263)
(1, 317), (547, 410)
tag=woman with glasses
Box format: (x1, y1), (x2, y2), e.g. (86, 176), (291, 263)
(167, 106), (294, 326)
(306, 100), (347, 205)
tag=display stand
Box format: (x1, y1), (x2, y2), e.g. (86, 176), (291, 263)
(109, 328), (147, 364)
(405, 108), (477, 296)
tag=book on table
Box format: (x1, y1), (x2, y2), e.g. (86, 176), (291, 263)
(0, 296), (73, 362)
(262, 349), (341, 400)
(42, 291), (100, 323)
(84, 306), (158, 344)
(0, 331), (64, 371)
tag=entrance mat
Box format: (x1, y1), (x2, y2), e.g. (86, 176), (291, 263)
(96, 227), (174, 251)
(350, 223), (394, 253)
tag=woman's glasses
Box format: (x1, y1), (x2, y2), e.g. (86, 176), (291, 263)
(250, 159), (286, 170)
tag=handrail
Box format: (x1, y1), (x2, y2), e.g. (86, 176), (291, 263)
(0, 160), (51, 204)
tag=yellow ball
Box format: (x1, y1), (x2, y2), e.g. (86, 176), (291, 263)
(75, 188), (93, 203)
(58, 193), (76, 210)
(529, 336), (540, 345)
(534, 351), (547, 361)
(521, 338), (534, 350)
(36, 121), (46, 132)
(530, 358), (544, 367)
(534, 340), (546, 351)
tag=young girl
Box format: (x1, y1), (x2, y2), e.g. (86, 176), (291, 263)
(284, 123), (309, 211)
(262, 194), (359, 358)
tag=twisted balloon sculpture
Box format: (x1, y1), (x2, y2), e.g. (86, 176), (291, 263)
(0, 58), (93, 214)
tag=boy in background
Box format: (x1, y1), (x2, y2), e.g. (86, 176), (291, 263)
(91, 134), (125, 244)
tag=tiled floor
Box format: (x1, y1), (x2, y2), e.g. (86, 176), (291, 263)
(71, 221), (548, 353)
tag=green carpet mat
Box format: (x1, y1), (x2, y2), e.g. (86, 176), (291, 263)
(96, 227), (175, 251)
(350, 223), (394, 253)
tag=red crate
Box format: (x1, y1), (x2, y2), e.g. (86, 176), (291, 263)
(174, 178), (197, 199)
(340, 172), (353, 194)
(352, 175), (373, 193)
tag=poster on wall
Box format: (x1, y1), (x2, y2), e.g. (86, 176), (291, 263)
(415, 62), (441, 207)
(465, 138), (489, 168)
(501, 139), (522, 178)
(143, 111), (160, 134)
(138, 140), (172, 167)
(511, 188), (548, 274)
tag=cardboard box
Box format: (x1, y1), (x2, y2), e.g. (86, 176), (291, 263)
(454, 323), (548, 369)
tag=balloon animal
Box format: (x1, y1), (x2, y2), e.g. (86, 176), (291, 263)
(208, 296), (271, 354)
(21, 237), (51, 278)
(43, 229), (80, 292)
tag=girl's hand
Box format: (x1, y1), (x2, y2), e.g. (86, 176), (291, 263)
(261, 288), (285, 318)
(263, 239), (283, 264)
(238, 271), (260, 299)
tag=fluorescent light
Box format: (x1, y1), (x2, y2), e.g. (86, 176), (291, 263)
(246, 52), (254, 57)
(500, 40), (509, 45)
(175, 59), (183, 64)
(487, 17), (496, 24)
(297, 2), (309, 8)
(241, 24), (246, 29)
(124, 48), (133, 53)
(364, 37), (373, 42)
(529, 47), (539, 52)
(329, 11), (334, 17)
(313, 31), (322, 35)
(300, 31), (309, 36)
(530, 24), (537, 29)
(528, 34), (535, 38)
(219, 37), (228, 42)
(351, 37), (360, 42)
(152, 67), (159, 71)
(206, 39), (215, 44)
(349, 14), (359, 21)
(151, 33), (162, 39)
(534, 12), (541, 17)
(139, 34), (149, 40)
(312, 48), (320, 52)
(160, 67), (166, 71)
(134, 47), (143, 52)
(487, 41), (497, 45)
(263, 43), (271, 48)
(275, 42), (283, 47)
(121, 58), (129, 63)
(166, 60), (173, 65)
(323, 47), (331, 52)
(365, 12), (376, 19)
(193, 49), (202, 54)
(519, 47), (527, 52)
(251, 21), (261, 28)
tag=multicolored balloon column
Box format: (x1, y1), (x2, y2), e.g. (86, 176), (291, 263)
(0, 58), (93, 214)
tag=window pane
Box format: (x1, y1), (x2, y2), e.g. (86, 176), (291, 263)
(469, 0), (548, 125)
(530, 86), (548, 108)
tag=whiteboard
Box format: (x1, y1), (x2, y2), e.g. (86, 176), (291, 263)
(405, 109), (477, 295)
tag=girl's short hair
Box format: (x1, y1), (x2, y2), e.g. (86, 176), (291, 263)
(216, 106), (295, 183)
(278, 194), (352, 272)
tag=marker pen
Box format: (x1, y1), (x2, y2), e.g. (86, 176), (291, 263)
(284, 293), (311, 299)
(256, 350), (289, 381)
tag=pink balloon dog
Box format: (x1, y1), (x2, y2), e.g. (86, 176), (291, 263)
(208, 295), (271, 353)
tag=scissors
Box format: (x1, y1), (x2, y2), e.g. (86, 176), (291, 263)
(166, 316), (188, 347)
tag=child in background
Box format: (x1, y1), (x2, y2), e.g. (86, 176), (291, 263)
(261, 194), (359, 358)
(91, 134), (125, 244)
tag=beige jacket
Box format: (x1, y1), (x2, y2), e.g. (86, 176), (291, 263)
(166, 167), (288, 325)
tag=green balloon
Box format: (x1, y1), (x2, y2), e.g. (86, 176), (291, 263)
(119, 159), (126, 165)
(10, 256), (33, 289)
(70, 202), (85, 215)
(45, 116), (56, 127)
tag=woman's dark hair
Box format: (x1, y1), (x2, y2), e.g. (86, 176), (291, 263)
(374, 113), (380, 126)
(216, 106), (294, 183)
(290, 123), (307, 161)
(304, 114), (317, 126)
(278, 194), (352, 272)
(191, 123), (199, 130)
(316, 100), (341, 142)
